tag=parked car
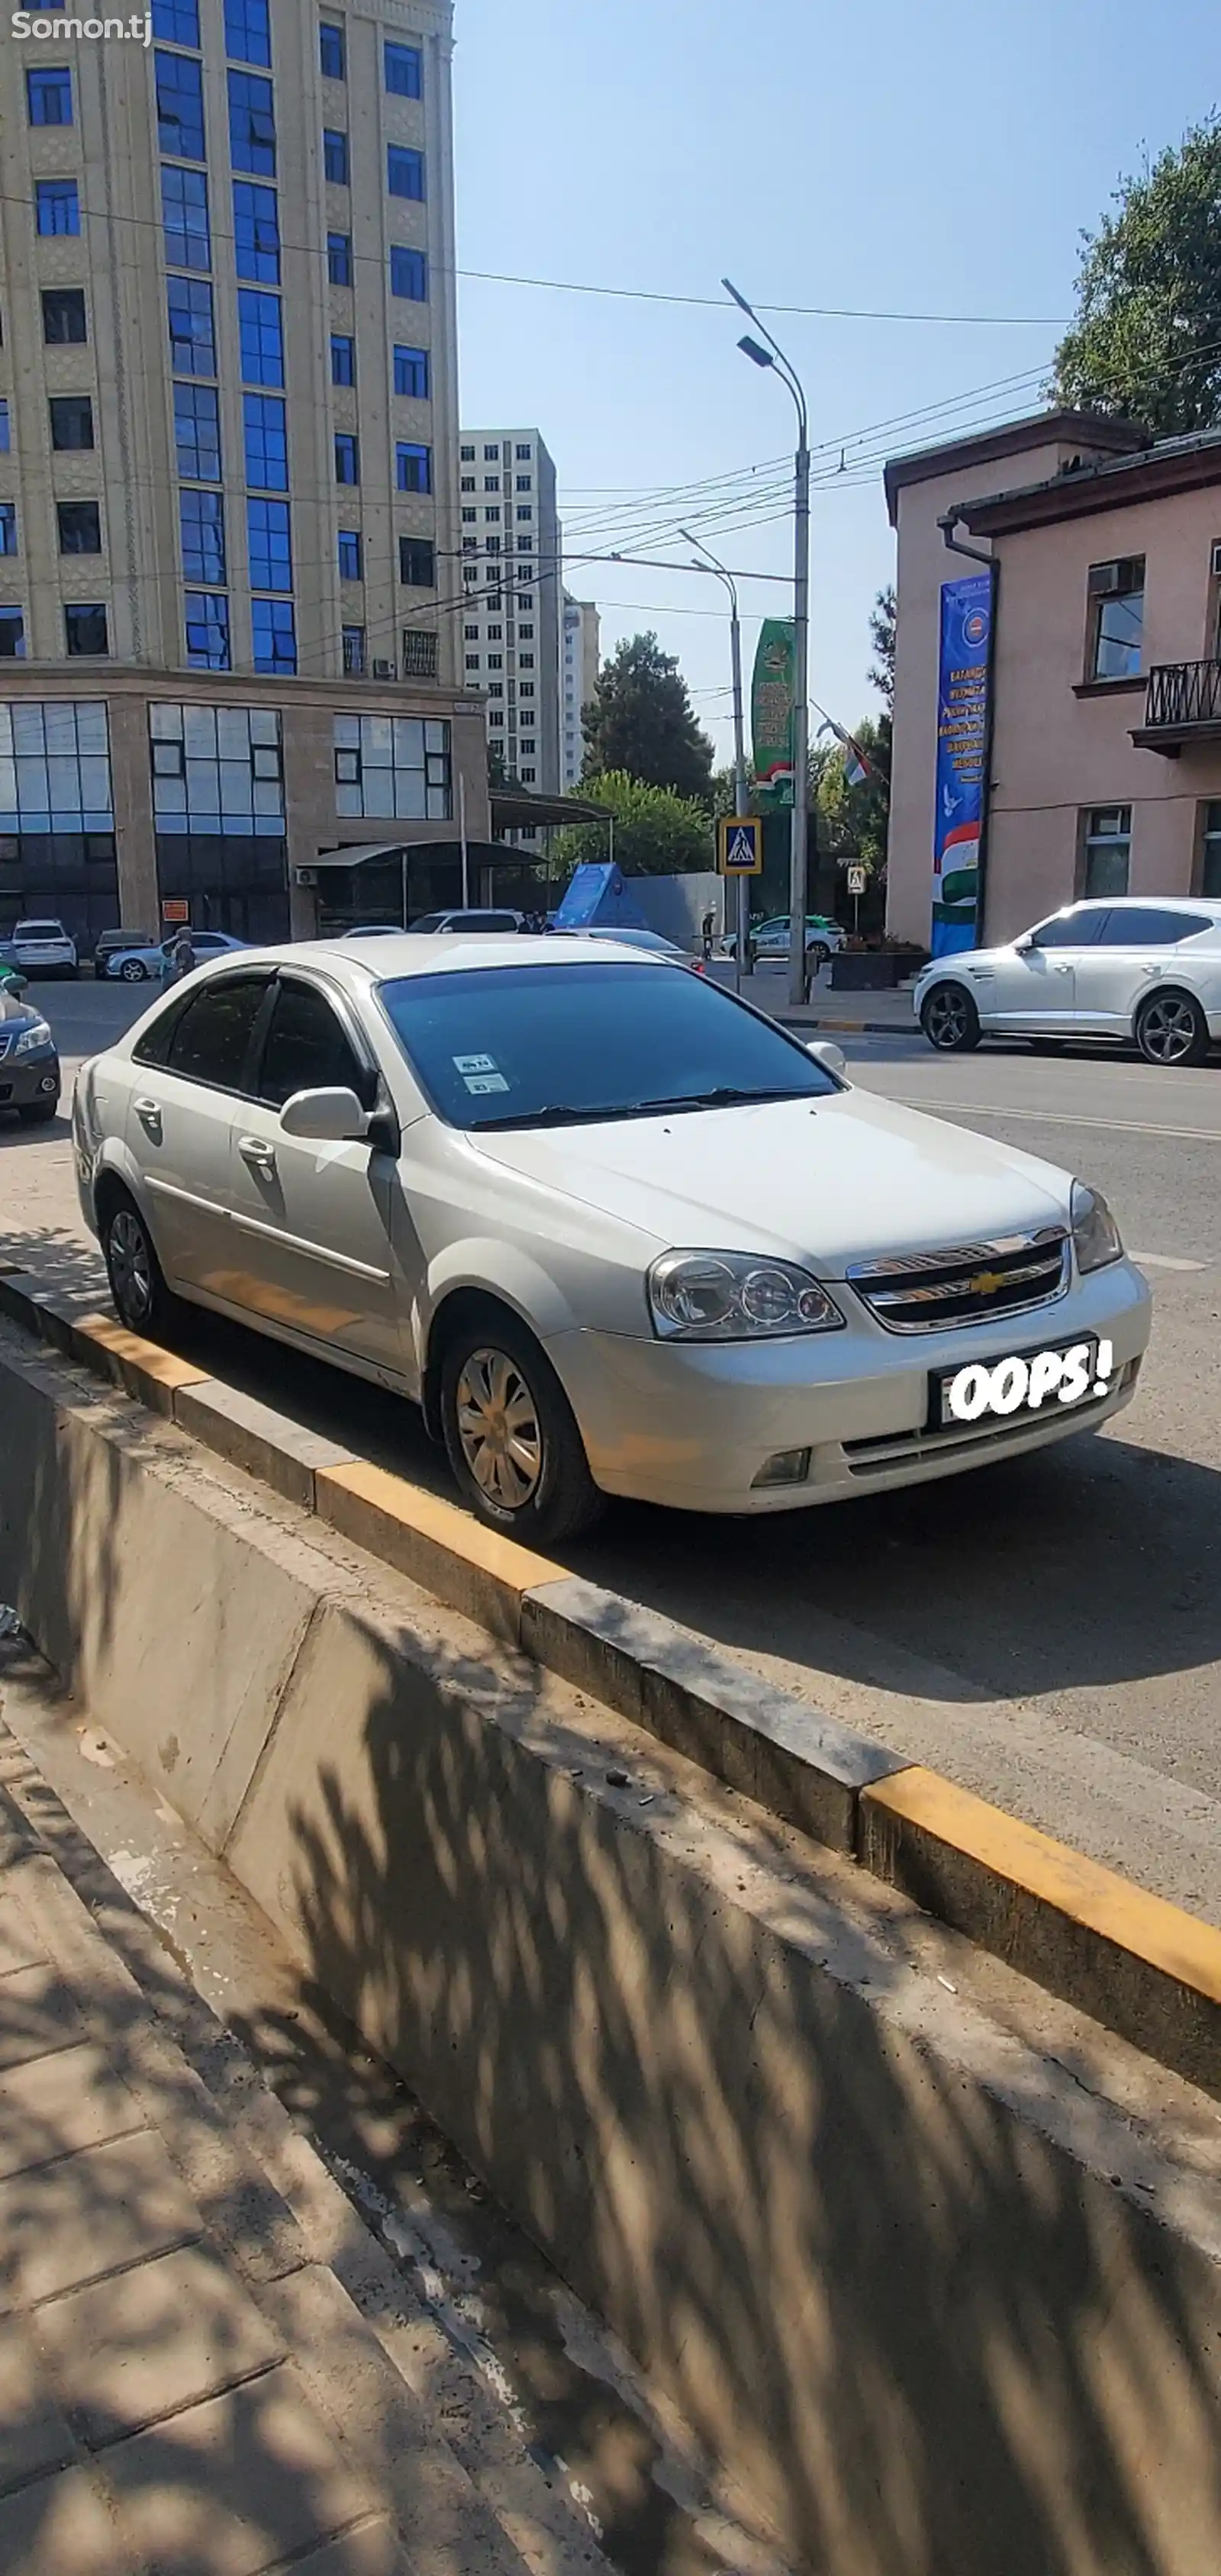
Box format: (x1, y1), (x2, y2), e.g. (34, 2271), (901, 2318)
(731, 913), (847, 964)
(0, 987), (60, 1123)
(9, 919), (78, 980)
(408, 909), (524, 935)
(93, 929), (157, 975)
(104, 930), (250, 982)
(555, 926), (705, 971)
(913, 897), (1221, 1066)
(337, 925), (407, 939)
(74, 932), (1151, 1544)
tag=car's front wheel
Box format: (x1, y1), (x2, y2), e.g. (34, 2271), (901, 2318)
(120, 959), (148, 982)
(1135, 988), (1210, 1068)
(440, 1309), (603, 1546)
(920, 982), (981, 1051)
(101, 1193), (174, 1338)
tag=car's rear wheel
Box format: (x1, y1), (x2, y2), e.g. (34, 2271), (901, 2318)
(440, 1309), (603, 1546)
(920, 982), (981, 1051)
(120, 959), (148, 982)
(101, 1193), (174, 1338)
(1135, 988), (1210, 1068)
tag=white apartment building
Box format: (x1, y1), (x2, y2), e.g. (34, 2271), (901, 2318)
(459, 427), (561, 823)
(561, 591), (598, 787)
(0, 0), (486, 946)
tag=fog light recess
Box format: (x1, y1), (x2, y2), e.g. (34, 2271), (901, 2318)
(751, 1446), (812, 1490)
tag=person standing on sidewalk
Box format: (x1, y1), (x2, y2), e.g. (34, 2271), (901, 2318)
(170, 927), (198, 983)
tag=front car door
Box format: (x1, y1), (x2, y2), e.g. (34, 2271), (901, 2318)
(1070, 905), (1218, 1034)
(981, 904), (1110, 1030)
(123, 973), (272, 1292)
(222, 971), (408, 1379)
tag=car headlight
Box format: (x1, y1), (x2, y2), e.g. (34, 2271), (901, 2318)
(1071, 1180), (1123, 1274)
(12, 1019), (53, 1058)
(648, 1250), (845, 1341)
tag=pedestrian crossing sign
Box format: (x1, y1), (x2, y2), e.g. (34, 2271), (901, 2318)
(717, 815), (763, 875)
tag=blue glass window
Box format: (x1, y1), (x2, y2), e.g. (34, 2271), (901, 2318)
(338, 530), (362, 581)
(390, 245), (426, 300)
(156, 50), (205, 159)
(36, 179), (80, 238)
(330, 333), (355, 387)
(27, 66), (72, 126)
(0, 404), (10, 456)
(247, 497), (292, 591)
(0, 505), (16, 559)
(387, 146), (424, 200)
(167, 275), (215, 376)
(65, 603), (108, 658)
(233, 181), (280, 282)
(334, 433), (359, 485)
(179, 488), (227, 585)
(393, 344), (428, 398)
(323, 127), (349, 185)
(0, 609), (25, 659)
(185, 592), (230, 670)
(327, 230), (352, 285)
(153, 0), (199, 43)
(160, 166), (210, 271)
(243, 392), (287, 489)
(228, 69), (275, 175)
(320, 20), (345, 77)
(238, 288), (283, 386)
(396, 442), (430, 494)
(224, 0), (271, 66)
(385, 40), (422, 95)
(399, 537), (434, 587)
(252, 597), (296, 674)
(174, 382), (221, 481)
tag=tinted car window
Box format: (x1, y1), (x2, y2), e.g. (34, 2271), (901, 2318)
(163, 977), (268, 1088)
(445, 911), (519, 932)
(377, 961), (836, 1132)
(256, 980), (366, 1107)
(1028, 909), (1107, 948)
(1096, 906), (1213, 945)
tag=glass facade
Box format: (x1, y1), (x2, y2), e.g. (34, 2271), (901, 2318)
(0, 703), (116, 942)
(333, 715), (451, 821)
(150, 704), (284, 834)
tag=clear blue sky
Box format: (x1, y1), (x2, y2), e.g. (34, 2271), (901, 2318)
(453, 0), (1216, 769)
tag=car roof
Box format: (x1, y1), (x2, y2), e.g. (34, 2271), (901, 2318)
(170, 933), (665, 991)
(1070, 896), (1220, 914)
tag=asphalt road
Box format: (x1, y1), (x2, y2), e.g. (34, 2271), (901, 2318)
(5, 978), (1221, 1926)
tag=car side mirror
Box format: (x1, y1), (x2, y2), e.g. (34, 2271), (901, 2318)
(1014, 932), (1036, 953)
(279, 1085), (369, 1142)
(806, 1038), (847, 1077)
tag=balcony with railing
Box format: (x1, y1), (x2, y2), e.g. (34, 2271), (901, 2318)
(1132, 658), (1221, 754)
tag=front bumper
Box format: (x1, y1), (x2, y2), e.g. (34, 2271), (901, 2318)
(548, 1257), (1152, 1513)
(0, 1049), (61, 1113)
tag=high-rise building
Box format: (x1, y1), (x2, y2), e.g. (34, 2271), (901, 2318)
(0, 0), (487, 946)
(458, 427), (560, 825)
(561, 591), (598, 788)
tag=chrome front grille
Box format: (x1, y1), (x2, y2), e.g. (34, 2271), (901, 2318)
(0, 1033), (12, 1062)
(846, 1228), (1069, 1334)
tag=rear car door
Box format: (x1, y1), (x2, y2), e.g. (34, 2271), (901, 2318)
(1070, 906), (1216, 1032)
(984, 905), (1109, 1029)
(224, 972), (408, 1377)
(124, 972), (272, 1292)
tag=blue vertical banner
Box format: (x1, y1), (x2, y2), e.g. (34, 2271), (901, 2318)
(932, 572), (991, 956)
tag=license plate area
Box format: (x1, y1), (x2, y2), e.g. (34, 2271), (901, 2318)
(930, 1335), (1109, 1432)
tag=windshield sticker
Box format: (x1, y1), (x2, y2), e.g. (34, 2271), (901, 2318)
(453, 1053), (498, 1074)
(462, 1071), (511, 1095)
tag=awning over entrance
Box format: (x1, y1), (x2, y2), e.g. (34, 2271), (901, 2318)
(490, 788), (611, 832)
(295, 842), (411, 881)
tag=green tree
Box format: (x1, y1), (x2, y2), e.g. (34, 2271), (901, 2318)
(868, 584), (896, 711)
(1052, 117), (1221, 435)
(553, 771), (713, 880)
(813, 716), (891, 882)
(582, 633), (714, 800)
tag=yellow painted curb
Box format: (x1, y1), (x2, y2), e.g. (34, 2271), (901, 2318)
(314, 1457), (564, 1645)
(72, 1315), (211, 1418)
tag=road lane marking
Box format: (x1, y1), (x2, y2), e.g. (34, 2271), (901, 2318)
(892, 1097), (1221, 1144)
(1129, 1251), (1208, 1272)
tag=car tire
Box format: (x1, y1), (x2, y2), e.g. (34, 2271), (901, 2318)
(1134, 988), (1210, 1068)
(440, 1309), (603, 1547)
(120, 959), (148, 982)
(17, 1098), (59, 1125)
(101, 1192), (176, 1339)
(807, 942), (830, 968)
(920, 982), (981, 1051)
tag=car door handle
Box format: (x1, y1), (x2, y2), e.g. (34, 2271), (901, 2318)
(134, 1096), (163, 1135)
(238, 1135), (276, 1174)
(1052, 963), (1072, 974)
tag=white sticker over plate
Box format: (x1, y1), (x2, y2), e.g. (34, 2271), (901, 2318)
(463, 1072), (510, 1095)
(453, 1053), (498, 1074)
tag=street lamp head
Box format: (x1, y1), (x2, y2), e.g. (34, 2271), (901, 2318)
(721, 275), (755, 317)
(738, 334), (775, 370)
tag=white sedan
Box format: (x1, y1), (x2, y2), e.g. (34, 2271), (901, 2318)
(72, 935), (1151, 1543)
(914, 897), (1221, 1065)
(105, 931), (249, 983)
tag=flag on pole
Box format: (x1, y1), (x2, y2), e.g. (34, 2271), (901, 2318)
(825, 716), (874, 787)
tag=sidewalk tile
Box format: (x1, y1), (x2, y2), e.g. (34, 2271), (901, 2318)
(0, 2046), (144, 2183)
(0, 1901), (47, 1980)
(0, 2465), (130, 2575)
(0, 2317), (76, 2497)
(0, 1967), (84, 2072)
(105, 2365), (379, 2576)
(0, 2131), (200, 2310)
(39, 2243), (282, 2445)
(289, 2523), (404, 2576)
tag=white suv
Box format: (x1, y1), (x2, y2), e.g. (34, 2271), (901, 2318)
(11, 919), (78, 980)
(915, 898), (1221, 1067)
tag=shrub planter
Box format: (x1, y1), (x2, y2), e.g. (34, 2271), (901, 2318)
(830, 952), (908, 990)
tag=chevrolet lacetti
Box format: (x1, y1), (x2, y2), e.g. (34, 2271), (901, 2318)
(72, 935), (1152, 1544)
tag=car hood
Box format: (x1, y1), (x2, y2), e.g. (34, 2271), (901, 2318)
(469, 1089), (1073, 1274)
(0, 995), (41, 1029)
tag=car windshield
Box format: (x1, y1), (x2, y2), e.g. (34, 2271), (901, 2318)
(376, 961), (836, 1132)
(18, 923), (65, 940)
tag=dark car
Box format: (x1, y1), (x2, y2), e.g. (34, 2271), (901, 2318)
(0, 990), (61, 1125)
(92, 928), (156, 973)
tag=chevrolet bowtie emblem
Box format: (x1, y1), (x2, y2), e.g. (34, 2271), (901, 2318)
(968, 1270), (1008, 1296)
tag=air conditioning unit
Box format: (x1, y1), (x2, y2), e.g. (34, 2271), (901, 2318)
(372, 658), (395, 679)
(295, 867), (318, 889)
(1211, 540), (1221, 580)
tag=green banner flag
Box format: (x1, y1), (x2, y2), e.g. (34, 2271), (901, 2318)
(751, 619), (796, 810)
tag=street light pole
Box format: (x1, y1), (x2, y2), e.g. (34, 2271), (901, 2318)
(680, 530), (749, 993)
(722, 278), (810, 1009)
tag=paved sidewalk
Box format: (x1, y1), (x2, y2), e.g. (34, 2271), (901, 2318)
(0, 1721), (533, 2576)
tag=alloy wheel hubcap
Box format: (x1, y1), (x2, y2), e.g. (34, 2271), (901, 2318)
(1142, 997), (1196, 1063)
(108, 1211), (152, 1320)
(929, 990), (965, 1045)
(456, 1348), (543, 1511)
